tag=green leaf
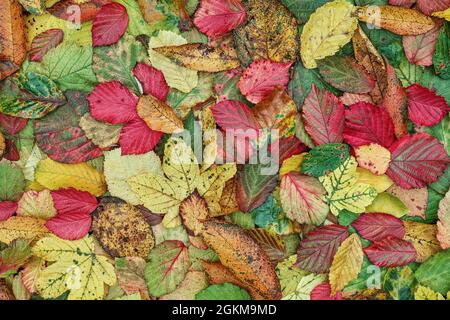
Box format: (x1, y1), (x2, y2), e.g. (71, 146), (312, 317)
(302, 143), (349, 177)
(343, 256), (387, 292)
(195, 283), (251, 300)
(425, 168), (450, 222)
(280, 0), (331, 24)
(0, 239), (32, 277)
(251, 195), (290, 234)
(383, 264), (418, 300)
(229, 212), (255, 229)
(145, 240), (190, 297)
(362, 26), (404, 68)
(93, 35), (146, 94)
(0, 72), (66, 119)
(28, 43), (97, 92)
(424, 115), (450, 156)
(276, 255), (309, 297)
(415, 249), (450, 294)
(338, 210), (359, 227)
(433, 22), (450, 80)
(0, 163), (25, 201)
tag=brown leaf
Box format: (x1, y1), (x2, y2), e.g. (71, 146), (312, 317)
(380, 61), (408, 138)
(201, 261), (265, 300)
(154, 43), (240, 72)
(403, 220), (441, 262)
(0, 131), (5, 159)
(0, 0), (26, 80)
(352, 26), (387, 104)
(179, 193), (208, 236)
(356, 5), (435, 36)
(218, 177), (239, 217)
(201, 220), (282, 300)
(0, 279), (14, 300)
(115, 256), (148, 296)
(92, 197), (155, 258)
(252, 87), (297, 136)
(247, 229), (287, 263)
(136, 94), (184, 134)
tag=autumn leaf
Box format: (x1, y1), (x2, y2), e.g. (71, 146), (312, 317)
(29, 29), (64, 62)
(403, 22), (442, 67)
(406, 84), (450, 126)
(32, 235), (116, 300)
(179, 193), (209, 236)
(355, 144), (391, 176)
(403, 220), (441, 262)
(364, 236), (417, 267)
(329, 234), (364, 295)
(387, 185), (428, 219)
(0, 216), (48, 244)
(115, 257), (147, 296)
(133, 63), (169, 101)
(352, 213), (405, 241)
(437, 191), (450, 249)
(92, 3), (129, 47)
(300, 0), (358, 69)
(202, 220), (281, 300)
(17, 190), (57, 220)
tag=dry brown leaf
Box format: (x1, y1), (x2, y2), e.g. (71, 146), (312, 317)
(329, 233), (364, 295)
(0, 131), (5, 159)
(252, 87), (297, 136)
(403, 220), (441, 263)
(154, 43), (240, 72)
(0, 0), (26, 80)
(247, 228), (287, 263)
(92, 197), (155, 258)
(201, 261), (265, 300)
(355, 5), (435, 36)
(218, 177), (239, 217)
(387, 185), (428, 219)
(136, 94), (184, 134)
(233, 0), (298, 66)
(179, 193), (208, 236)
(201, 220), (282, 300)
(352, 26), (387, 104)
(0, 279), (14, 300)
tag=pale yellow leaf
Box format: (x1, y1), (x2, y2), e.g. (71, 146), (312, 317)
(17, 189), (57, 220)
(355, 143), (391, 175)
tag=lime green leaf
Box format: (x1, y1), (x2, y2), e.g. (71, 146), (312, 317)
(196, 283), (250, 300)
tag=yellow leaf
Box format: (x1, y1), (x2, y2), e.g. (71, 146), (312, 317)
(17, 190), (57, 220)
(356, 168), (393, 193)
(301, 0), (358, 69)
(153, 43), (240, 72)
(403, 221), (441, 263)
(433, 8), (450, 21)
(329, 233), (364, 294)
(137, 95), (184, 134)
(355, 143), (391, 175)
(366, 192), (409, 218)
(104, 149), (162, 206)
(33, 235), (116, 300)
(279, 154), (305, 177)
(35, 158), (106, 197)
(200, 107), (217, 172)
(414, 285), (446, 300)
(355, 5), (435, 36)
(148, 30), (198, 93)
(197, 164), (237, 214)
(0, 216), (48, 244)
(319, 157), (377, 215)
(162, 206), (182, 228)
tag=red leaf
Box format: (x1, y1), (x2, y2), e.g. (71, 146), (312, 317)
(295, 224), (349, 273)
(46, 213), (92, 240)
(88, 81), (139, 124)
(3, 140), (19, 162)
(92, 3), (128, 47)
(193, 0), (247, 38)
(51, 188), (98, 216)
(29, 29), (64, 62)
(387, 133), (450, 189)
(388, 0), (416, 7)
(238, 60), (292, 104)
(403, 22), (441, 66)
(417, 0), (450, 15)
(364, 236), (417, 267)
(119, 119), (163, 155)
(133, 63), (169, 102)
(352, 213), (405, 241)
(271, 136), (308, 164)
(48, 0), (112, 23)
(381, 62), (408, 138)
(211, 100), (260, 136)
(344, 102), (395, 148)
(0, 201), (17, 221)
(310, 283), (343, 300)
(302, 84), (345, 146)
(406, 84), (449, 126)
(0, 114), (27, 135)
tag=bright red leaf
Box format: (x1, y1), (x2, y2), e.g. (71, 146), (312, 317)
(344, 102), (395, 148)
(88, 81), (139, 124)
(211, 100), (260, 136)
(352, 213), (405, 241)
(302, 84), (345, 146)
(387, 133), (450, 189)
(0, 201), (17, 221)
(92, 2), (128, 47)
(417, 0), (450, 15)
(238, 60), (292, 104)
(296, 224), (349, 273)
(119, 119), (163, 155)
(51, 188), (98, 216)
(29, 29), (64, 62)
(310, 283), (343, 300)
(133, 63), (169, 102)
(193, 0), (247, 38)
(364, 236), (417, 267)
(46, 213), (92, 240)
(406, 84), (449, 126)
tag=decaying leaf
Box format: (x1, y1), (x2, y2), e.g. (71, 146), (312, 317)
(403, 220), (441, 262)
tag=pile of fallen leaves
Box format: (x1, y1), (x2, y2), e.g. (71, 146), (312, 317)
(0, 0), (449, 301)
